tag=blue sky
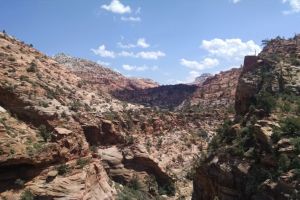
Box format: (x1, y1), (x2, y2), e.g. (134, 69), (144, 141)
(1, 0), (300, 84)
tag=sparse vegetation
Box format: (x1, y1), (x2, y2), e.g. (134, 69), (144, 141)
(38, 125), (51, 142)
(76, 158), (90, 168)
(14, 178), (25, 187)
(57, 163), (69, 175)
(20, 190), (34, 200)
(70, 100), (82, 112)
(254, 91), (276, 115)
(26, 61), (37, 73)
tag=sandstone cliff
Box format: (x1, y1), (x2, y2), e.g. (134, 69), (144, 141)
(192, 35), (300, 200)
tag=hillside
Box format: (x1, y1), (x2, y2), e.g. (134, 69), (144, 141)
(193, 35), (300, 200)
(53, 53), (159, 93)
(0, 32), (230, 199)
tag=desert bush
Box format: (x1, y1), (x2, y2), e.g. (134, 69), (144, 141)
(125, 135), (134, 145)
(128, 176), (142, 191)
(280, 117), (300, 136)
(20, 190), (34, 200)
(20, 75), (30, 82)
(158, 182), (175, 196)
(26, 62), (37, 73)
(14, 178), (25, 187)
(291, 137), (300, 154)
(255, 91), (276, 115)
(70, 100), (81, 112)
(278, 154), (291, 172)
(76, 158), (90, 168)
(38, 125), (51, 142)
(291, 157), (300, 169)
(57, 164), (69, 175)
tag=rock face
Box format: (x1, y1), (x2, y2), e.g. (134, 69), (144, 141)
(192, 73), (213, 85)
(113, 84), (198, 109)
(98, 145), (174, 193)
(180, 68), (241, 112)
(192, 35), (300, 200)
(82, 120), (125, 146)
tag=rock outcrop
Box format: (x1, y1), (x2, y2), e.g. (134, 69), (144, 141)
(192, 35), (300, 200)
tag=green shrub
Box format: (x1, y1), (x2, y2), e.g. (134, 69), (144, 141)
(278, 154), (290, 172)
(70, 100), (81, 112)
(89, 145), (97, 153)
(57, 164), (69, 175)
(255, 91), (276, 114)
(291, 157), (300, 169)
(26, 62), (37, 73)
(76, 158), (89, 168)
(38, 125), (51, 142)
(280, 102), (291, 112)
(156, 138), (163, 149)
(20, 75), (30, 82)
(20, 190), (34, 200)
(128, 176), (142, 191)
(117, 185), (152, 200)
(280, 117), (300, 136)
(271, 129), (282, 143)
(14, 178), (25, 187)
(158, 182), (175, 196)
(291, 137), (300, 154)
(125, 135), (134, 145)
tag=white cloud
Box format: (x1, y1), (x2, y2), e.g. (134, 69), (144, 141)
(137, 38), (150, 48)
(180, 58), (219, 71)
(118, 38), (149, 49)
(119, 51), (136, 57)
(122, 64), (158, 71)
(122, 64), (136, 71)
(119, 50), (165, 60)
(101, 0), (131, 14)
(118, 42), (136, 49)
(97, 60), (110, 66)
(230, 0), (241, 3)
(121, 16), (141, 22)
(136, 51), (165, 59)
(186, 71), (201, 83)
(201, 38), (261, 61)
(282, 0), (300, 14)
(91, 45), (115, 58)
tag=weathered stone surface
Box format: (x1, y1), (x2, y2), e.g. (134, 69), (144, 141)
(23, 160), (115, 200)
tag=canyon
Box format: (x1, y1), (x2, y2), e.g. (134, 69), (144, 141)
(0, 32), (299, 200)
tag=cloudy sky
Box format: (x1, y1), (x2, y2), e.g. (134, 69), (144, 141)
(1, 0), (300, 84)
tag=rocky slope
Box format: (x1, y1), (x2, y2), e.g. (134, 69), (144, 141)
(0, 32), (118, 199)
(0, 31), (252, 199)
(192, 35), (300, 200)
(0, 32), (224, 200)
(53, 53), (159, 93)
(179, 68), (241, 113)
